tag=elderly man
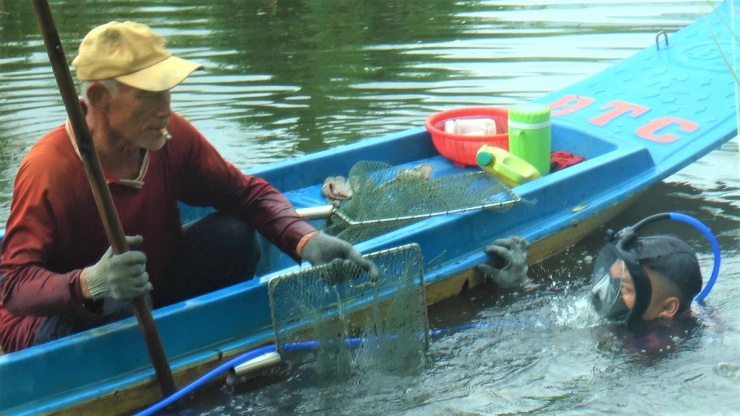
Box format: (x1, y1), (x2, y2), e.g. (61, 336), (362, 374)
(0, 21), (375, 353)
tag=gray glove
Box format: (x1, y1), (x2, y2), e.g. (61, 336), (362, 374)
(82, 235), (153, 301)
(301, 232), (379, 281)
(476, 236), (530, 288)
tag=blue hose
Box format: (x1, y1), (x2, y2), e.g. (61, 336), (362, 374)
(133, 344), (276, 416)
(667, 212), (721, 302)
(133, 335), (385, 416)
(133, 322), (533, 416)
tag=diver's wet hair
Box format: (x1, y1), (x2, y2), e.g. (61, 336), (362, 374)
(628, 235), (702, 312)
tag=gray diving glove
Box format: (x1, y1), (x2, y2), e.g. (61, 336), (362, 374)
(301, 231), (380, 281)
(476, 236), (530, 288)
(82, 235), (153, 301)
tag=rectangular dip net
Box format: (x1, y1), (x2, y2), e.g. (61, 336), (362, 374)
(268, 244), (428, 378)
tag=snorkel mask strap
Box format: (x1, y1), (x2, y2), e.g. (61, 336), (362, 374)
(616, 240), (652, 322)
(600, 228), (651, 322)
(612, 213), (665, 321)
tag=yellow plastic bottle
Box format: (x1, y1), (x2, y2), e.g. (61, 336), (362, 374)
(476, 145), (541, 187)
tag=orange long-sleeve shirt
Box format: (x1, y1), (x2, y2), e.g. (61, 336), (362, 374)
(0, 112), (315, 352)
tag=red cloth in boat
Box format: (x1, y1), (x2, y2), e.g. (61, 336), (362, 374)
(0, 111), (315, 352)
(550, 151), (585, 171)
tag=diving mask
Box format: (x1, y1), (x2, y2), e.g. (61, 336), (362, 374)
(589, 212), (720, 323)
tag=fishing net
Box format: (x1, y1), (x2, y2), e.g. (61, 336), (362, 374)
(320, 161), (521, 243)
(268, 244), (428, 379)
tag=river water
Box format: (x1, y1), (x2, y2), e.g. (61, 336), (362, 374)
(1, 1), (738, 415)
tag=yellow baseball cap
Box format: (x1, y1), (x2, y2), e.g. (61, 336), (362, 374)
(72, 21), (203, 92)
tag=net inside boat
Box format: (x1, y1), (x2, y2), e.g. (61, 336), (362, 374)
(322, 160), (520, 243)
(268, 244), (428, 379)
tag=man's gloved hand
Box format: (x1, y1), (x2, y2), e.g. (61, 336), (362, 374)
(301, 231), (379, 281)
(81, 235), (153, 301)
(476, 236), (530, 288)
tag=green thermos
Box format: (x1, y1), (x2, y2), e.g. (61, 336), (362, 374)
(508, 104), (551, 175)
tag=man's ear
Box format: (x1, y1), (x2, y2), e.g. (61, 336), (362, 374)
(85, 82), (110, 108)
(657, 296), (680, 319)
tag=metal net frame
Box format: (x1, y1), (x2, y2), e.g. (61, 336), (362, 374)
(322, 161), (521, 243)
(268, 244), (429, 377)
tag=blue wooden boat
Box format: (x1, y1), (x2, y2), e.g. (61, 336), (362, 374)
(0, 2), (737, 414)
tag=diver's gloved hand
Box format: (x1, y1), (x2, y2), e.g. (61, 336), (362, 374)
(81, 235), (153, 301)
(301, 231), (379, 281)
(476, 236), (530, 288)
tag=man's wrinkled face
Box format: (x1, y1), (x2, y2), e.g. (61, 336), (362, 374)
(106, 82), (171, 150)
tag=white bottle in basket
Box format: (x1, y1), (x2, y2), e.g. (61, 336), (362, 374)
(444, 118), (497, 136)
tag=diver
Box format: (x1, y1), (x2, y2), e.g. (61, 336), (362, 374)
(476, 212), (720, 324)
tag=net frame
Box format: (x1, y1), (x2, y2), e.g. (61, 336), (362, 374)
(267, 244), (429, 367)
(321, 161), (524, 244)
(330, 162), (521, 226)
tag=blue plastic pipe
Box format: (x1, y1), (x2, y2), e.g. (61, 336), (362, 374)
(133, 322), (538, 416)
(132, 344), (276, 416)
(132, 335), (383, 416)
(667, 212), (721, 302)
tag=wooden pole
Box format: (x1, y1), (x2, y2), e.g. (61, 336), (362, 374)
(31, 0), (177, 397)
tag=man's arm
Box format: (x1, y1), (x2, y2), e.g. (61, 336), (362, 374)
(0, 137), (100, 317)
(170, 114), (316, 261)
(167, 114), (375, 276)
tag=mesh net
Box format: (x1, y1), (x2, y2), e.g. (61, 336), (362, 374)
(322, 161), (520, 243)
(268, 244), (428, 379)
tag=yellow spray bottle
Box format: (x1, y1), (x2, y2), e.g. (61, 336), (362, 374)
(476, 145), (541, 187)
